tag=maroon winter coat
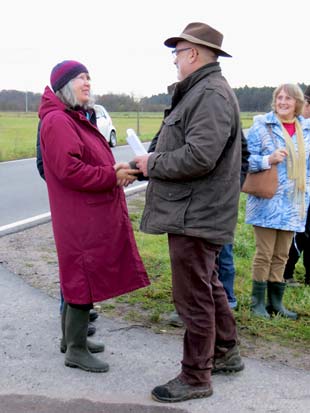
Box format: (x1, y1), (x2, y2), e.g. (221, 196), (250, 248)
(38, 86), (149, 304)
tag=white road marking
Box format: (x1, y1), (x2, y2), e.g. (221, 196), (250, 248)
(0, 182), (147, 235)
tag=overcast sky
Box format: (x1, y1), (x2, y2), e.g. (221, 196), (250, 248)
(1, 0), (309, 97)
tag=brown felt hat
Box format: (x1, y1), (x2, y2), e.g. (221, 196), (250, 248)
(164, 22), (232, 58)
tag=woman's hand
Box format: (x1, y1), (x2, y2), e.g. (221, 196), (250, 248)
(269, 148), (288, 165)
(113, 162), (139, 187)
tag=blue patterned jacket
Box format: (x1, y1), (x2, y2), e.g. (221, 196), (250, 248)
(245, 111), (310, 231)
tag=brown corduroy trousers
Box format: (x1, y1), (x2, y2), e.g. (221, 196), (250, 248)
(168, 234), (238, 385)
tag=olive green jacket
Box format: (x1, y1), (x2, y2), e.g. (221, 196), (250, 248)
(140, 62), (242, 245)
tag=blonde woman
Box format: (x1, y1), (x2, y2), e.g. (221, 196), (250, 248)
(246, 84), (310, 319)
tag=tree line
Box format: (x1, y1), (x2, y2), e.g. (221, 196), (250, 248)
(0, 84), (308, 113)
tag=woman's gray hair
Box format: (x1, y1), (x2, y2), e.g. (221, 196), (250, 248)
(56, 79), (95, 109)
(271, 84), (305, 116)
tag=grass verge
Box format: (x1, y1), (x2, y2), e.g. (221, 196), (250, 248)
(99, 193), (310, 349)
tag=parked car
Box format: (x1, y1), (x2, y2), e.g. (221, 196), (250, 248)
(94, 104), (117, 147)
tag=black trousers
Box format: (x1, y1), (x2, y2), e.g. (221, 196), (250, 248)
(283, 232), (310, 280)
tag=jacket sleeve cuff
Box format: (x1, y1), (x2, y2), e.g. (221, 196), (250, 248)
(262, 155), (271, 170)
(147, 153), (159, 176)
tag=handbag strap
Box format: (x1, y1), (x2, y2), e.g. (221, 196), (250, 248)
(266, 124), (278, 149)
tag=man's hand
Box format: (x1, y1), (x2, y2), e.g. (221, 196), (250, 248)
(134, 154), (151, 177)
(114, 162), (131, 171)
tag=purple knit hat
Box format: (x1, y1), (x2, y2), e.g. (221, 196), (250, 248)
(50, 60), (88, 92)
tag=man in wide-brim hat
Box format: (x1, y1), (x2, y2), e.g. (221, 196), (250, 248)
(134, 22), (244, 403)
(164, 21), (232, 57)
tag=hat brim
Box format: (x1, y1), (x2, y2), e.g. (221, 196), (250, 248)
(164, 36), (232, 58)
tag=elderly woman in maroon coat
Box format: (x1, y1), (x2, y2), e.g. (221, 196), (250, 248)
(38, 60), (149, 373)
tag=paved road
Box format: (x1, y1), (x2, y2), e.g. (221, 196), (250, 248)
(0, 143), (149, 233)
(1, 263), (310, 413)
(0, 158), (49, 226)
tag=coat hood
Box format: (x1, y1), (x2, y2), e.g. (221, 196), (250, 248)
(38, 86), (67, 121)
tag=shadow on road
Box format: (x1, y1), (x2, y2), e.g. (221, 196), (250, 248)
(0, 394), (189, 413)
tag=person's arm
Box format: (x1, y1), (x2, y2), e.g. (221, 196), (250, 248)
(137, 92), (235, 180)
(41, 114), (120, 192)
(305, 205), (310, 236)
(247, 122), (287, 172)
(240, 129), (249, 187)
(36, 121), (45, 181)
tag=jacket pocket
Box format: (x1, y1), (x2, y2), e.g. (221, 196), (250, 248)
(163, 112), (182, 126)
(158, 112), (184, 152)
(85, 190), (116, 205)
(149, 181), (192, 231)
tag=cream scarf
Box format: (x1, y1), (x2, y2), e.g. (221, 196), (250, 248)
(277, 116), (306, 217)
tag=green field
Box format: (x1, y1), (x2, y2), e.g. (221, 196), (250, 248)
(0, 111), (254, 162)
(0, 112), (39, 161)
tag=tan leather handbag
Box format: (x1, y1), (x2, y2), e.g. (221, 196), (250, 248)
(242, 126), (278, 199)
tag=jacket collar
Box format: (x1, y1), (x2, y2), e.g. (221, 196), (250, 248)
(39, 86), (97, 126)
(171, 62), (221, 109)
(265, 111), (310, 132)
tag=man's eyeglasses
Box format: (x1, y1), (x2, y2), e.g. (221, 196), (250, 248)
(171, 47), (192, 56)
